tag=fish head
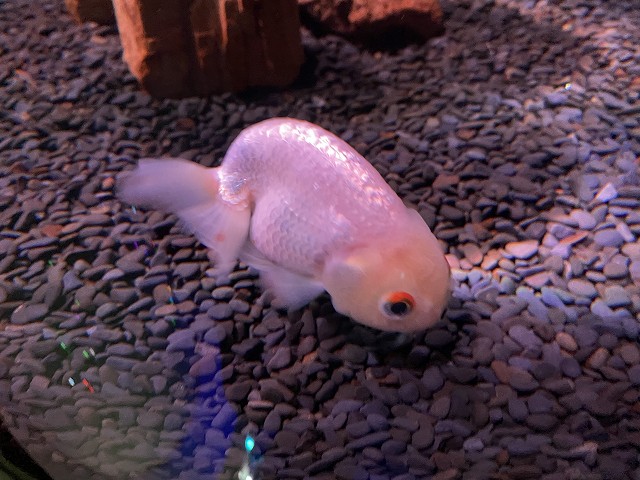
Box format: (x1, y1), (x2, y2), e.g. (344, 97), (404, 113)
(322, 209), (451, 332)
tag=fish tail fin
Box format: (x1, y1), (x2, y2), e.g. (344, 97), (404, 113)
(117, 158), (250, 275)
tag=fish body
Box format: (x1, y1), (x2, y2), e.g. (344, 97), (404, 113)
(118, 118), (450, 332)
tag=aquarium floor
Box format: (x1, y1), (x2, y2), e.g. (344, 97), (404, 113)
(1, 0), (640, 479)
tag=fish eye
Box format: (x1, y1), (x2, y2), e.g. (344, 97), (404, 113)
(381, 292), (415, 318)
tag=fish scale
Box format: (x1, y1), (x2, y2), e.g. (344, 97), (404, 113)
(251, 191), (342, 275)
(220, 119), (405, 228)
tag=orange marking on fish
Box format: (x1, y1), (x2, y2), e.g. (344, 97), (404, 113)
(388, 291), (415, 306)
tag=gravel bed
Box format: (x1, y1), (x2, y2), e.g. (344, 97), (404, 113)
(1, 0), (640, 479)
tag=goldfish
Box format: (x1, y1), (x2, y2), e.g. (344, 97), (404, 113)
(118, 118), (450, 332)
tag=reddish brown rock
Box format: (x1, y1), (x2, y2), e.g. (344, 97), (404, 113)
(111, 0), (304, 98)
(65, 0), (115, 25)
(298, 0), (444, 45)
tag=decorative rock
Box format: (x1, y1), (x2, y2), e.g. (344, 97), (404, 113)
(112, 0), (304, 97)
(299, 0), (443, 45)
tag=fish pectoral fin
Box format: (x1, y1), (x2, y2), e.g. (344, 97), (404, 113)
(240, 243), (324, 310)
(117, 158), (251, 276)
(263, 268), (326, 310)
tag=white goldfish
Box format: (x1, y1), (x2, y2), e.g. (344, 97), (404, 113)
(118, 118), (450, 332)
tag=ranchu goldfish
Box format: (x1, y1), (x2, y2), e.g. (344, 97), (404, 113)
(118, 118), (450, 332)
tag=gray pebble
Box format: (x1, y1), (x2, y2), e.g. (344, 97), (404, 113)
(570, 210), (597, 229)
(106, 343), (135, 356)
(603, 285), (630, 307)
(504, 240), (539, 259)
(593, 228), (624, 247)
(545, 92), (568, 106)
(266, 347), (292, 370)
(346, 431), (391, 450)
(207, 302), (233, 320)
(339, 344), (367, 363)
(567, 279), (597, 298)
(10, 303), (48, 324)
(335, 463), (368, 480)
(508, 325), (542, 352)
(618, 344), (640, 365)
(628, 365), (640, 385)
(591, 299), (615, 318)
(166, 329), (196, 351)
(366, 413), (389, 431)
(331, 399), (363, 416)
(225, 381), (253, 403)
(560, 357), (582, 378)
(211, 286), (235, 300)
(204, 324), (227, 345)
(430, 396), (450, 419)
(62, 270), (83, 293)
(137, 411), (164, 429)
(189, 353), (218, 378)
(210, 402), (238, 430)
(603, 260), (629, 279)
(96, 302), (119, 318)
(174, 262), (201, 279)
